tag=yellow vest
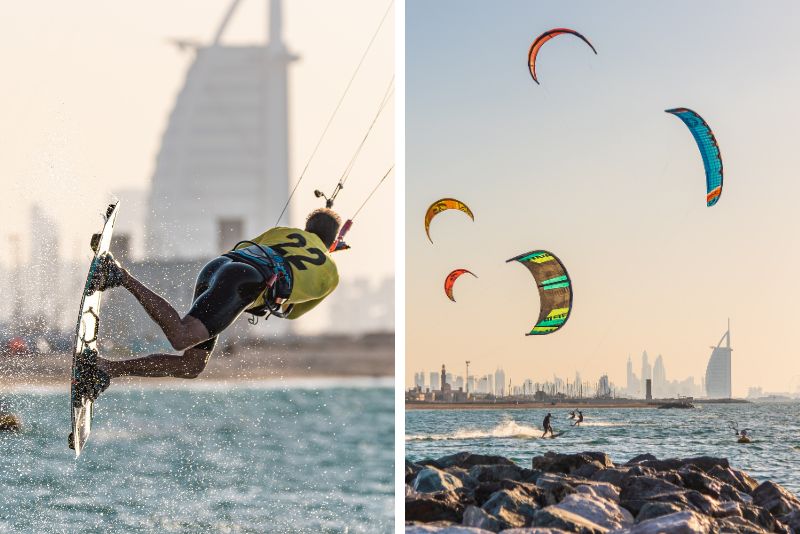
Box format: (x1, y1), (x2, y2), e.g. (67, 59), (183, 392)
(236, 227), (339, 318)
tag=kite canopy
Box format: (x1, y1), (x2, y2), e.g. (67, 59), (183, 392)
(424, 198), (474, 243)
(444, 269), (477, 302)
(665, 107), (723, 207)
(506, 250), (572, 336)
(528, 28), (597, 84)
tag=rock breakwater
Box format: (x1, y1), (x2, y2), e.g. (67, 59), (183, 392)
(406, 451), (800, 533)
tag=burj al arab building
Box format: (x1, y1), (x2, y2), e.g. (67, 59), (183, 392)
(146, 0), (296, 260)
(705, 321), (732, 398)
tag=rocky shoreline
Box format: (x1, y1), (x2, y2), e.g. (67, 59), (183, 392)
(406, 451), (800, 533)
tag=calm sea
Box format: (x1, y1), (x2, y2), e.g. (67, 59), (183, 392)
(406, 402), (800, 495)
(0, 378), (394, 533)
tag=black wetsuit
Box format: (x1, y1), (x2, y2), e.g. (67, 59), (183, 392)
(542, 414), (553, 436)
(187, 246), (292, 351)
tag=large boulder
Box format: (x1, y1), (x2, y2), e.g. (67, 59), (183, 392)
(408, 460), (425, 483)
(550, 492), (633, 530)
(637, 456), (729, 475)
(619, 475), (686, 502)
(627, 510), (714, 534)
(625, 453), (657, 465)
(574, 483), (620, 504)
(415, 467), (466, 494)
(707, 465), (759, 494)
(532, 452), (606, 476)
(530, 507), (607, 533)
(462, 505), (503, 532)
(751, 481), (800, 517)
(780, 509), (800, 532)
(435, 452), (518, 470)
(469, 464), (528, 484)
(406, 490), (465, 523)
(535, 474), (578, 505)
(714, 516), (771, 534)
(677, 466), (742, 501)
(482, 487), (540, 529)
(635, 502), (685, 522)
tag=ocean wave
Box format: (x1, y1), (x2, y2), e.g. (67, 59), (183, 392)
(406, 419), (543, 441)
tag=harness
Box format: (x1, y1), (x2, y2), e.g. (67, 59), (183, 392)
(224, 241), (294, 322)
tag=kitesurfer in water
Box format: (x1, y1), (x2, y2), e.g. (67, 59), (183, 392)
(572, 410), (584, 426)
(75, 209), (342, 399)
(542, 412), (554, 438)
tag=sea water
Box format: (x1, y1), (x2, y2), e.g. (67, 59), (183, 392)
(0, 378), (393, 533)
(406, 402), (800, 494)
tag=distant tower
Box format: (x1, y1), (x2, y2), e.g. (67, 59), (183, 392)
(653, 355), (666, 398)
(705, 320), (732, 398)
(465, 361), (470, 393)
(494, 368), (506, 397)
(429, 371), (440, 391)
(147, 0), (298, 259)
(441, 364), (447, 392)
(640, 351), (651, 396)
(626, 355), (636, 394)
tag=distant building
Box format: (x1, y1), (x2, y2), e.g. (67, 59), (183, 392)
(653, 355), (666, 398)
(641, 351), (652, 396)
(146, 0), (296, 260)
(494, 368), (506, 397)
(429, 371), (440, 391)
(626, 355), (640, 396)
(414, 372), (425, 389)
(597, 374), (611, 398)
(705, 321), (732, 398)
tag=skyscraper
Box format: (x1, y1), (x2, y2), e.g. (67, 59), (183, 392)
(652, 355), (666, 398)
(705, 321), (732, 398)
(626, 355), (639, 396)
(429, 371), (440, 391)
(494, 368), (506, 397)
(640, 351), (652, 396)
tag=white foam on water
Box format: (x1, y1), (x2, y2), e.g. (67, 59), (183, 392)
(406, 419), (542, 441)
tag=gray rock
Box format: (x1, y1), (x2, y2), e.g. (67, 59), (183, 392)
(437, 452), (518, 469)
(535, 473), (578, 505)
(638, 456), (729, 475)
(532, 452), (606, 476)
(626, 453), (657, 465)
(590, 468), (632, 489)
(551, 492), (633, 530)
(627, 510), (713, 533)
(463, 505), (503, 532)
(715, 516), (770, 534)
(415, 467), (466, 494)
(446, 467), (479, 489)
(498, 529), (570, 534)
(620, 476), (686, 502)
(470, 464), (527, 484)
(406, 491), (465, 523)
(707, 465), (759, 494)
(531, 507), (607, 533)
(712, 500), (742, 518)
(740, 503), (781, 532)
(580, 452), (614, 468)
(406, 525), (494, 534)
(408, 460), (425, 483)
(635, 502), (685, 522)
(780, 509), (800, 532)
(474, 480), (544, 508)
(575, 483), (620, 504)
(751, 481), (800, 517)
(482, 487), (540, 529)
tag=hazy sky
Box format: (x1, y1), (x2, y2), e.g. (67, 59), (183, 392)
(0, 1), (394, 284)
(406, 0), (800, 395)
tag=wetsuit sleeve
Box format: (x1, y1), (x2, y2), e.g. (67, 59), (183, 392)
(285, 298), (324, 320)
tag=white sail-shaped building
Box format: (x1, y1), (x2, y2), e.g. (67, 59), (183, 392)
(705, 321), (732, 398)
(146, 0), (297, 260)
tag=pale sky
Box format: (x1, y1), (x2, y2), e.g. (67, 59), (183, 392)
(0, 1), (394, 284)
(406, 0), (800, 396)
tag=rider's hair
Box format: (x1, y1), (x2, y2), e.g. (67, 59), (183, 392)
(305, 208), (341, 248)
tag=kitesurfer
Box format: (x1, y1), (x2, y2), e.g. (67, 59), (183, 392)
(542, 412), (554, 438)
(76, 209), (342, 399)
(572, 410), (584, 426)
(568, 410), (576, 420)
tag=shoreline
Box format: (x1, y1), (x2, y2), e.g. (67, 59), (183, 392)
(407, 401), (657, 410)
